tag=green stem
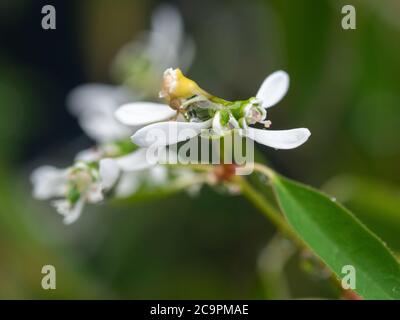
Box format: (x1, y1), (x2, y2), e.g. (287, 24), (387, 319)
(234, 176), (305, 248)
(253, 162), (276, 180)
(239, 163), (345, 294)
(115, 172), (209, 204)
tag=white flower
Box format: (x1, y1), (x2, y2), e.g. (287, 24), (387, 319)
(113, 4), (195, 96)
(31, 146), (164, 223)
(67, 5), (195, 144)
(67, 6), (196, 143)
(145, 4), (195, 72)
(116, 70), (311, 150)
(67, 4), (197, 169)
(31, 161), (119, 224)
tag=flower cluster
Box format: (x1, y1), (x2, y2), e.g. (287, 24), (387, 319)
(31, 5), (311, 225)
(31, 5), (190, 224)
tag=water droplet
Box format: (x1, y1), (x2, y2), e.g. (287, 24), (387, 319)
(331, 197), (337, 202)
(392, 286), (400, 293)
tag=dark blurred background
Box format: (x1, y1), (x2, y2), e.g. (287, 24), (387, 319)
(0, 0), (399, 299)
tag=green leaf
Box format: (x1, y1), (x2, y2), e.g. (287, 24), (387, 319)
(323, 175), (400, 251)
(271, 174), (400, 299)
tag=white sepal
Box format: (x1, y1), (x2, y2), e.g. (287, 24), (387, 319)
(52, 199), (85, 225)
(75, 148), (103, 162)
(99, 158), (120, 190)
(114, 172), (141, 198)
(115, 148), (157, 171)
(31, 166), (68, 200)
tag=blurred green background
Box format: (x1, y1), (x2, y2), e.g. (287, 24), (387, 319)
(1, 0), (400, 299)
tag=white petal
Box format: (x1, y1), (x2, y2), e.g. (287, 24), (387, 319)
(148, 165), (168, 186)
(179, 36), (196, 72)
(115, 102), (176, 126)
(115, 148), (157, 171)
(115, 172), (141, 198)
(99, 159), (120, 190)
(212, 111), (224, 135)
(151, 5), (183, 50)
(52, 199), (85, 225)
(67, 84), (134, 142)
(79, 114), (133, 143)
(132, 120), (212, 147)
(67, 84), (132, 116)
(86, 183), (104, 203)
(256, 71), (289, 108)
(241, 127), (311, 149)
(31, 166), (68, 199)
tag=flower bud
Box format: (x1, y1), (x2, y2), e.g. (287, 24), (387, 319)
(160, 68), (210, 102)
